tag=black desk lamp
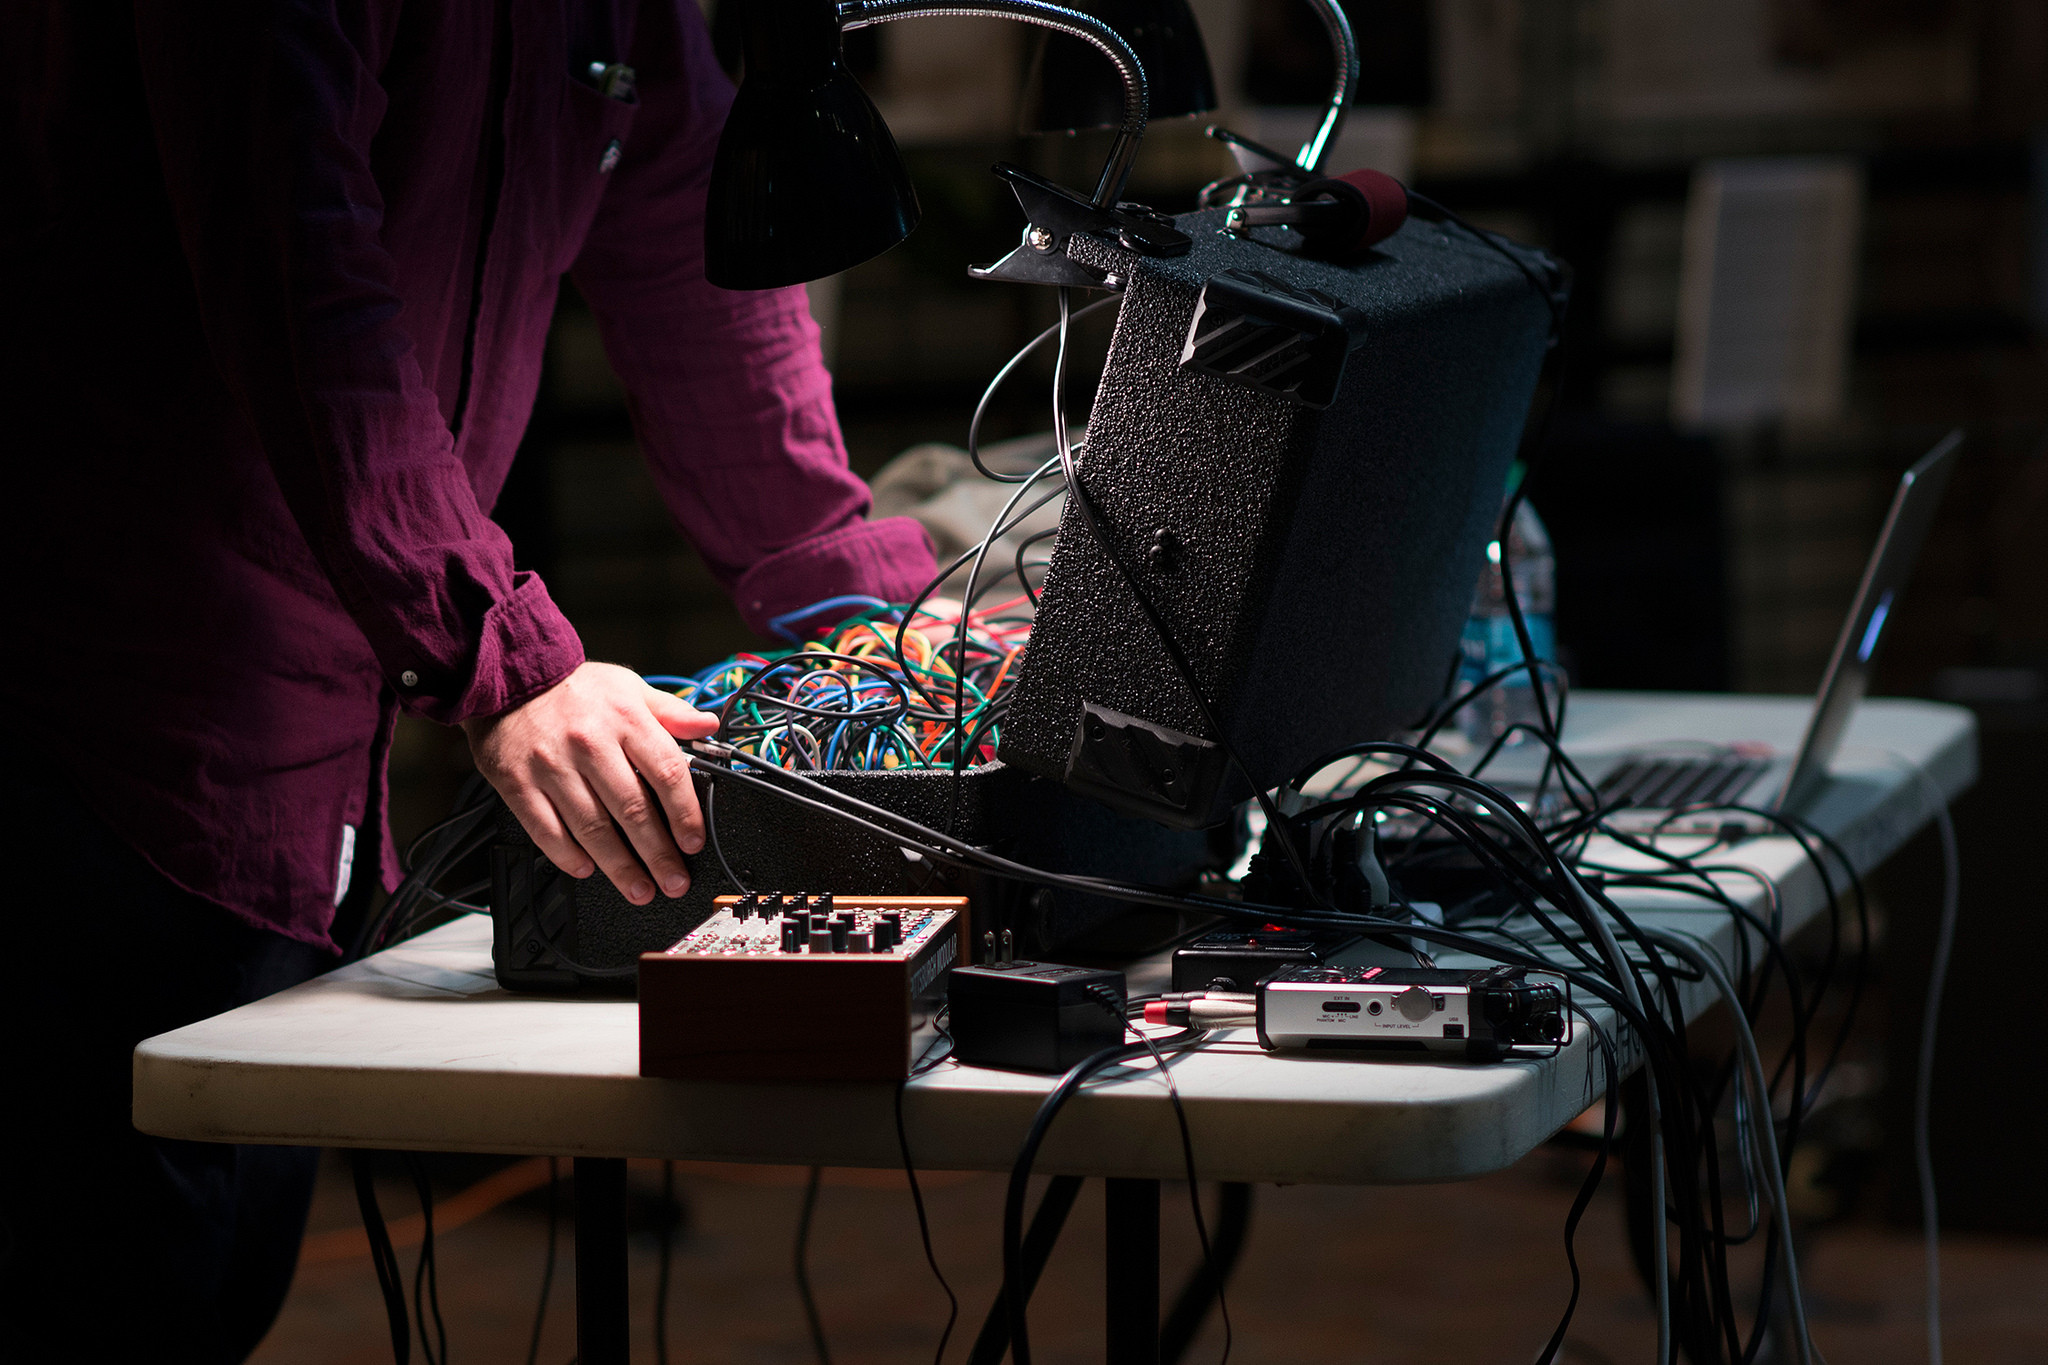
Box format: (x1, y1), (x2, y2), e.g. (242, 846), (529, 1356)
(706, 0), (1163, 290)
(1023, 0), (1216, 132)
(1019, 0), (1360, 180)
(1013, 0), (1374, 228)
(703, 0), (921, 289)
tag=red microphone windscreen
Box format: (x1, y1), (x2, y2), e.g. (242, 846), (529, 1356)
(1333, 168), (1409, 248)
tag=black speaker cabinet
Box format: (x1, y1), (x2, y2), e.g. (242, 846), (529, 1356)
(998, 209), (1560, 827)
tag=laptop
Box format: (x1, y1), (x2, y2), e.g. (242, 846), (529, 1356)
(1563, 429), (1961, 831)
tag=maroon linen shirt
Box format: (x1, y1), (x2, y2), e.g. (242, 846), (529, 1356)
(1, 0), (937, 947)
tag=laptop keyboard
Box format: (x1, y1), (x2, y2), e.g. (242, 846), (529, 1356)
(1597, 757), (1770, 811)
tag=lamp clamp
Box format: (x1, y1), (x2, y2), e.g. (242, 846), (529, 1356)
(970, 162), (1190, 288)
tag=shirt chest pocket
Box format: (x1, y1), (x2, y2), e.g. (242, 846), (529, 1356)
(543, 71), (640, 270)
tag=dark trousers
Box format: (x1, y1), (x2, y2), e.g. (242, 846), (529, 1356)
(1, 761), (333, 1363)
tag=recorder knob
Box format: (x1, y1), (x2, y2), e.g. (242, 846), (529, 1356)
(1395, 986), (1435, 1022)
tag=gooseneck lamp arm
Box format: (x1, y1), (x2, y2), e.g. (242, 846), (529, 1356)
(836, 0), (1149, 208)
(1292, 0), (1358, 174)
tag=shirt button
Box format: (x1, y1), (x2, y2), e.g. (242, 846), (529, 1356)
(400, 670), (420, 688)
(599, 139), (622, 174)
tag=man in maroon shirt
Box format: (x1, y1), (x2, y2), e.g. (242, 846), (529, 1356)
(1, 0), (936, 1356)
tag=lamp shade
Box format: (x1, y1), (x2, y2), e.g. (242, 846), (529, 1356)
(1025, 0), (1215, 133)
(706, 0), (921, 290)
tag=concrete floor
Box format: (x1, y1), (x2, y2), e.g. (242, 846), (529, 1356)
(254, 1144), (2048, 1365)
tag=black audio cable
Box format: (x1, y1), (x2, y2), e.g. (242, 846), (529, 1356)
(1419, 723), (1854, 1363)
(351, 1151), (412, 1365)
(1584, 811), (1834, 1308)
(1655, 802), (1873, 1115)
(348, 772), (499, 962)
(1396, 188), (1571, 756)
(1534, 1005), (1620, 1365)
(1014, 526), (1059, 609)
(1386, 719), (1845, 1153)
(1405, 190), (1568, 337)
(967, 294), (1121, 485)
(1091, 983), (1232, 1365)
(794, 1166), (833, 1365)
(999, 1029), (1204, 1365)
(703, 779), (752, 897)
(894, 1082), (960, 1365)
(525, 1158), (559, 1365)
(404, 1154), (449, 1365)
(889, 467), (1064, 713)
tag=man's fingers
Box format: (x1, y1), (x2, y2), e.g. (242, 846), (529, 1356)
(623, 720), (706, 857)
(545, 768), (659, 904)
(643, 687), (720, 739)
(498, 782), (596, 881)
(577, 742), (692, 901)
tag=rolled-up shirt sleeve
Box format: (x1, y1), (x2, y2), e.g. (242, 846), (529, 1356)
(570, 0), (939, 640)
(131, 0), (583, 723)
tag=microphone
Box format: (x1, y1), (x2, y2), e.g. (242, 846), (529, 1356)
(1222, 167), (1411, 260)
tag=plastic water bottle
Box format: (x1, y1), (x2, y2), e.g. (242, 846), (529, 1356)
(1455, 499), (1557, 747)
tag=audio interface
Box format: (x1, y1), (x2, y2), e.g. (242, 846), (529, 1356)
(1256, 964), (1567, 1062)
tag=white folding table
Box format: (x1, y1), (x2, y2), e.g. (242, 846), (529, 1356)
(134, 694), (1975, 1363)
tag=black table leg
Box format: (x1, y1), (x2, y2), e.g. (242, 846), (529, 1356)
(576, 1156), (631, 1365)
(1104, 1177), (1160, 1365)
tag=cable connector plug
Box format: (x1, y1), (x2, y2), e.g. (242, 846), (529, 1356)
(1144, 992), (1256, 1029)
(686, 737), (740, 762)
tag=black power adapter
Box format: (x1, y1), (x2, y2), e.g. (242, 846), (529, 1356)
(946, 961), (1128, 1073)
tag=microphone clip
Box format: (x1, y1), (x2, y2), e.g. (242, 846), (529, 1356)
(971, 162), (1191, 289)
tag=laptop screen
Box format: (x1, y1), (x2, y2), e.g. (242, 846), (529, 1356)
(1777, 430), (1962, 812)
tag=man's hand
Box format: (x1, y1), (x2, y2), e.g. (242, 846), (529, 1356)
(463, 662), (719, 905)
